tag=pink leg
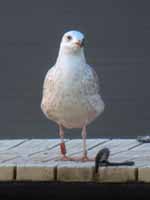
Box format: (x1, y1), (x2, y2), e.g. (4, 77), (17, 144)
(81, 125), (95, 161)
(58, 124), (94, 162)
(66, 125), (94, 162)
(58, 124), (71, 161)
(81, 125), (89, 161)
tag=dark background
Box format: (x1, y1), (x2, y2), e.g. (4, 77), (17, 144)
(0, 0), (149, 139)
(0, 182), (150, 200)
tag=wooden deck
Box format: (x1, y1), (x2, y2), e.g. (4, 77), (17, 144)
(0, 138), (149, 183)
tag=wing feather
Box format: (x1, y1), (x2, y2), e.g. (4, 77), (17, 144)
(42, 66), (56, 97)
(82, 65), (100, 95)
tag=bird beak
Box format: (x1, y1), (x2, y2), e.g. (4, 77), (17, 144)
(74, 40), (84, 48)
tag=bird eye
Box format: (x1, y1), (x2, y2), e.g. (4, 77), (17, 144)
(66, 35), (72, 40)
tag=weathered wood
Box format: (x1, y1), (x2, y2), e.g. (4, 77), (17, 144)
(1, 139), (64, 164)
(57, 162), (94, 182)
(63, 139), (109, 160)
(0, 140), (27, 152)
(138, 168), (150, 182)
(88, 139), (140, 158)
(0, 139), (149, 182)
(16, 163), (57, 181)
(0, 164), (15, 181)
(29, 139), (108, 163)
(96, 167), (136, 183)
(111, 142), (150, 167)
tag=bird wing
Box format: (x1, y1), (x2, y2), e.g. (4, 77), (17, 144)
(81, 64), (104, 119)
(42, 66), (56, 97)
(82, 65), (100, 95)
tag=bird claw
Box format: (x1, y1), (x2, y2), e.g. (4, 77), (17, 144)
(81, 156), (95, 162)
(70, 156), (94, 162)
(56, 155), (94, 162)
(60, 155), (73, 161)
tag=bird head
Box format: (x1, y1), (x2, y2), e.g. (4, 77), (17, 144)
(60, 30), (85, 53)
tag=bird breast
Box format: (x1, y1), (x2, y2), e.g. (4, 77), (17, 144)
(41, 63), (104, 128)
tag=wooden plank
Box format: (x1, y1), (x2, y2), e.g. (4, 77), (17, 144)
(66, 139), (109, 157)
(16, 162), (57, 181)
(9, 139), (61, 154)
(0, 139), (27, 152)
(29, 139), (109, 163)
(57, 139), (138, 183)
(35, 139), (105, 182)
(138, 167), (150, 182)
(57, 164), (136, 183)
(110, 142), (150, 167)
(57, 162), (94, 182)
(57, 139), (109, 182)
(0, 152), (19, 163)
(88, 139), (141, 158)
(110, 150), (147, 167)
(0, 164), (15, 181)
(2, 139), (62, 164)
(0, 139), (149, 182)
(96, 167), (136, 183)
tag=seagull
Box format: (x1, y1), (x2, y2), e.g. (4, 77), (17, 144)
(41, 30), (105, 161)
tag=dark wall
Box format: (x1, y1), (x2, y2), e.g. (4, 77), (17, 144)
(0, 0), (149, 138)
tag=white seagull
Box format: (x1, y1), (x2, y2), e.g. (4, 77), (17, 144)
(41, 30), (105, 161)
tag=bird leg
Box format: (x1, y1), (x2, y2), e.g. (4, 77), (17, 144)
(71, 124), (94, 162)
(58, 124), (71, 161)
(58, 124), (94, 162)
(81, 124), (93, 161)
